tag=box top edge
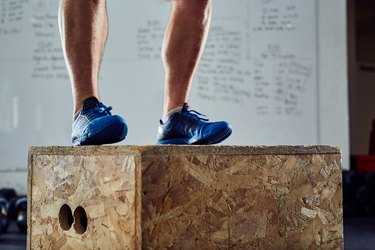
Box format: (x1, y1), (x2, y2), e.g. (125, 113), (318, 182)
(28, 145), (341, 156)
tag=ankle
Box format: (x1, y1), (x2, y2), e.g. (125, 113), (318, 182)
(162, 105), (184, 123)
(73, 96), (101, 118)
(74, 95), (100, 112)
(164, 102), (186, 116)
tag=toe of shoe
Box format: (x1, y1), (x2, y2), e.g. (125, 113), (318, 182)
(207, 121), (232, 134)
(84, 115), (128, 144)
(201, 121), (232, 144)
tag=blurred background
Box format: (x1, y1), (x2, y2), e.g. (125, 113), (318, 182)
(0, 0), (374, 249)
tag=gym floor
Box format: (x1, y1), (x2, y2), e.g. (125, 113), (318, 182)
(0, 222), (26, 250)
(0, 219), (374, 249)
(344, 218), (375, 250)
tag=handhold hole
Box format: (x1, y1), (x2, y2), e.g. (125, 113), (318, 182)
(73, 206), (88, 234)
(58, 204), (73, 231)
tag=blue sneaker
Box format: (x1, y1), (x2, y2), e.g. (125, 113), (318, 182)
(157, 103), (232, 145)
(71, 97), (127, 146)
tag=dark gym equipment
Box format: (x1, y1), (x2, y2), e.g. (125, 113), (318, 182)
(15, 196), (27, 233)
(344, 202), (360, 218)
(0, 197), (9, 235)
(343, 177), (355, 202)
(343, 170), (375, 218)
(365, 172), (375, 191)
(8, 197), (17, 221)
(344, 171), (365, 189)
(356, 186), (372, 205)
(0, 188), (17, 202)
(364, 202), (375, 217)
(0, 192), (28, 234)
(8, 196), (21, 221)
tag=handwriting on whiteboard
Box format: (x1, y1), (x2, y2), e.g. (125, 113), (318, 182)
(137, 20), (163, 60)
(0, 0), (314, 117)
(31, 0), (68, 79)
(0, 0), (29, 35)
(133, 0), (314, 116)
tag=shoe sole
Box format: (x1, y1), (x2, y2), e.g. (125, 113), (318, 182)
(73, 122), (127, 146)
(158, 127), (232, 145)
(193, 127), (232, 145)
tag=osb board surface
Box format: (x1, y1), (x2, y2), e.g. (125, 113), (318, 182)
(29, 145), (341, 156)
(141, 153), (343, 249)
(28, 154), (141, 250)
(28, 147), (343, 250)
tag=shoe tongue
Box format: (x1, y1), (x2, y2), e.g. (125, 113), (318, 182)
(181, 103), (190, 112)
(82, 97), (100, 111)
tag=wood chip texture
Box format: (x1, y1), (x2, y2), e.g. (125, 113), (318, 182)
(27, 146), (343, 250)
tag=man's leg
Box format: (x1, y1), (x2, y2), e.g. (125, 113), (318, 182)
(58, 0), (127, 145)
(58, 0), (107, 114)
(158, 0), (232, 144)
(162, 0), (212, 115)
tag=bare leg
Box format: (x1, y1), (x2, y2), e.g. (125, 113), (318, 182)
(162, 0), (212, 116)
(58, 0), (108, 114)
(158, 0), (232, 144)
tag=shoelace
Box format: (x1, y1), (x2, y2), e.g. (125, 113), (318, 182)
(85, 104), (113, 120)
(183, 108), (209, 122)
(99, 104), (113, 115)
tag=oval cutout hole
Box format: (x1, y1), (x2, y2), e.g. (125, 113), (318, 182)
(58, 204), (73, 231)
(73, 206), (88, 234)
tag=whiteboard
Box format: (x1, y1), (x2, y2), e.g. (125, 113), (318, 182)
(0, 0), (317, 171)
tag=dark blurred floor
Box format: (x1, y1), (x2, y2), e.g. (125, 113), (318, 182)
(0, 222), (26, 250)
(0, 219), (374, 249)
(344, 218), (375, 250)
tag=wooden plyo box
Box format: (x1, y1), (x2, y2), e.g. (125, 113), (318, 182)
(28, 146), (343, 249)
